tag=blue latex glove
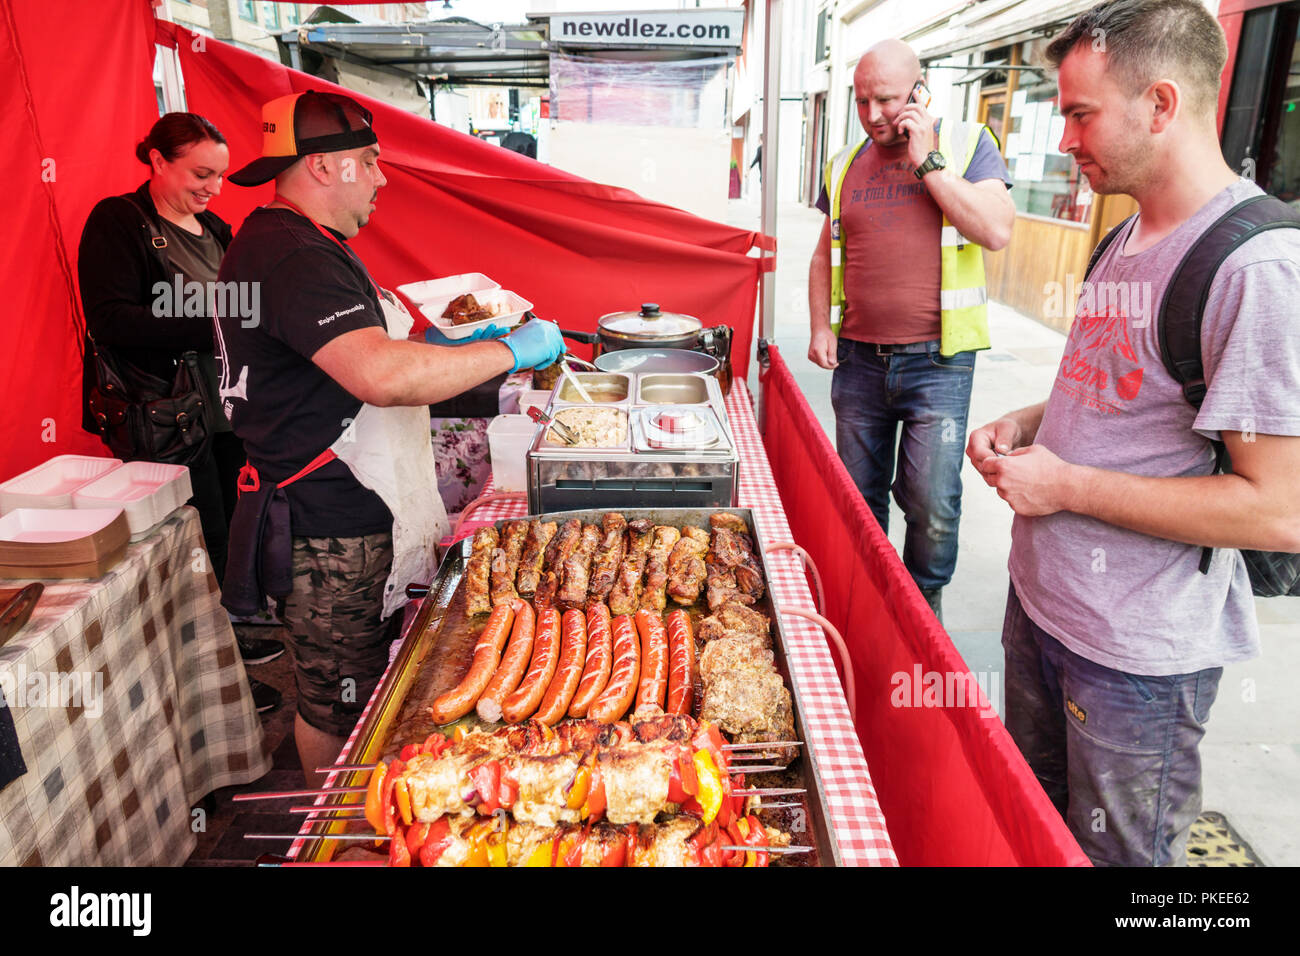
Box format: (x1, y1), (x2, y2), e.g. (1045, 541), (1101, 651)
(502, 319), (565, 373)
(424, 322), (507, 346)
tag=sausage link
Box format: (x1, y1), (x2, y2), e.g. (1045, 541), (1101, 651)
(569, 603), (614, 718)
(535, 609), (589, 726)
(633, 609), (669, 715)
(665, 609), (695, 716)
(588, 614), (641, 724)
(475, 600), (535, 723)
(500, 606), (561, 723)
(430, 602), (515, 724)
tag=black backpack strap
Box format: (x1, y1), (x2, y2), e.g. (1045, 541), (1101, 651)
(1155, 194), (1300, 574)
(1084, 215), (1135, 282)
(1159, 194), (1300, 409)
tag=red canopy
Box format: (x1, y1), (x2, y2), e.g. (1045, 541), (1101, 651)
(1, 3), (770, 481)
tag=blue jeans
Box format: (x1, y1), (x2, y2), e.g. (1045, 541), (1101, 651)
(830, 337), (974, 590)
(1002, 583), (1222, 866)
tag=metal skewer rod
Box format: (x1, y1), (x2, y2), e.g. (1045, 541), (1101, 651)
(245, 833), (390, 841)
(233, 786), (368, 802)
(734, 787), (805, 797)
(289, 805), (368, 816)
(314, 740), (805, 774)
(726, 764), (788, 774)
(749, 801), (800, 810)
(717, 845), (814, 855)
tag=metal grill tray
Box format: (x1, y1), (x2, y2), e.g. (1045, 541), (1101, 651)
(296, 507), (840, 866)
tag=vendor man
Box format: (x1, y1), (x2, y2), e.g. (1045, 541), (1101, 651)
(807, 39), (1014, 622)
(216, 91), (564, 778)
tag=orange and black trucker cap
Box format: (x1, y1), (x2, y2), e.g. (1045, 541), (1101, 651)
(228, 90), (377, 187)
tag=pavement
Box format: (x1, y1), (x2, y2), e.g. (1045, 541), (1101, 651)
(728, 196), (1300, 866)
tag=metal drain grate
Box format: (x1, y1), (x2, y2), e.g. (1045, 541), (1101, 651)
(1186, 811), (1263, 866)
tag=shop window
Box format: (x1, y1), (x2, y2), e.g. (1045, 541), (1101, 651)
(285, 5), (299, 27)
(261, 2), (280, 30)
(236, 0), (256, 23)
(1003, 73), (1091, 224)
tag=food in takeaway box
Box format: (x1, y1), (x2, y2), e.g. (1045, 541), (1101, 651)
(442, 292), (503, 325)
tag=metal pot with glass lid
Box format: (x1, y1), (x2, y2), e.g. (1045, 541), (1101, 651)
(591, 304), (733, 390)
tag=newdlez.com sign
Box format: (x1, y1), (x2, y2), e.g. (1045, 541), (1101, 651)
(551, 9), (746, 48)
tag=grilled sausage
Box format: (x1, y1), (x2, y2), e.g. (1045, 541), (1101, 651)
(534, 609), (589, 725)
(589, 613), (641, 724)
(665, 609), (696, 716)
(464, 527), (499, 616)
(475, 600), (536, 723)
(634, 609), (669, 715)
(501, 606), (561, 723)
(569, 603), (614, 718)
(430, 601), (515, 724)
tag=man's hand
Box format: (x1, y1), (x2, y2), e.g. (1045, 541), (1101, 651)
(966, 416), (1025, 481)
(808, 327), (839, 369)
(978, 445), (1076, 517)
(894, 102), (937, 169)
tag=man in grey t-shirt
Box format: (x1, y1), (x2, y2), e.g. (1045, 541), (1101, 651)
(967, 0), (1300, 866)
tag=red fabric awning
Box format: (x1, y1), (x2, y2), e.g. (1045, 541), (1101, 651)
(1, 3), (770, 481)
(759, 344), (1090, 866)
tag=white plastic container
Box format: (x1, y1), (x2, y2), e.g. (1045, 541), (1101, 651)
(72, 461), (193, 540)
(397, 272), (500, 314)
(516, 389), (554, 418)
(487, 415), (539, 493)
(423, 289), (532, 341)
(0, 455), (123, 514)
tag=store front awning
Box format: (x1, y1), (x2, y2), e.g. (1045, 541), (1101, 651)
(914, 0), (1100, 60)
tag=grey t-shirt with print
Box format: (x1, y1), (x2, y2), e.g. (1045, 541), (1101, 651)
(1009, 179), (1300, 676)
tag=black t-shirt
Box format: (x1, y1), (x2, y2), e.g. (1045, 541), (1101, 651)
(214, 207), (392, 537)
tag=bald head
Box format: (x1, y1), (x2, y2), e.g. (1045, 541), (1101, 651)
(853, 39), (923, 146)
(855, 39), (921, 87)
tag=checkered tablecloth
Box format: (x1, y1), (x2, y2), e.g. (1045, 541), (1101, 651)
(0, 507), (272, 866)
(309, 382), (896, 866)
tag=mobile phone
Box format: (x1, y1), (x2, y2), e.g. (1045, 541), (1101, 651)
(902, 81), (931, 138)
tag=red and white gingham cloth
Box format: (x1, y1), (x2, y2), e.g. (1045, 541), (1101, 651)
(300, 382), (896, 866)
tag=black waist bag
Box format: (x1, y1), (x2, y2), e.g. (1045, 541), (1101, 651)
(222, 482), (294, 618)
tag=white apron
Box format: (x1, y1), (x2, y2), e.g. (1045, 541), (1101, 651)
(330, 293), (449, 619)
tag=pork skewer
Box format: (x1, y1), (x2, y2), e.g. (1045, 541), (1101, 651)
(515, 520), (557, 597)
(607, 519), (654, 615)
(489, 519), (529, 607)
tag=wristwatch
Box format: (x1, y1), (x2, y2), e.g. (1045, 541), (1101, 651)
(914, 150), (947, 180)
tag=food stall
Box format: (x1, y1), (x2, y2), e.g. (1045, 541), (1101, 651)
(267, 373), (894, 866)
(2, 1), (1085, 868)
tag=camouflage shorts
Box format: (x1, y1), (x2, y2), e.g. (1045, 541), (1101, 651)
(280, 532), (401, 737)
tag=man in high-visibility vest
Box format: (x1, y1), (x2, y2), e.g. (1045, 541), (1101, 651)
(808, 38), (1015, 622)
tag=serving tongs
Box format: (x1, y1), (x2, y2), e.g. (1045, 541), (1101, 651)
(526, 404), (580, 445)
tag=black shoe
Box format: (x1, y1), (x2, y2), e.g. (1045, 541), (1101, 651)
(920, 588), (943, 625)
(248, 677), (281, 714)
(237, 633), (285, 665)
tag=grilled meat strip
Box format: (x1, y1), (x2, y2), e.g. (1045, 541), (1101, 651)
(464, 527), (499, 616)
(535, 518), (582, 608)
(586, 513), (627, 606)
(607, 519), (655, 615)
(557, 523), (603, 609)
(705, 526), (764, 611)
(639, 526), (681, 611)
(490, 520), (530, 607)
(516, 520), (557, 597)
(666, 525), (710, 605)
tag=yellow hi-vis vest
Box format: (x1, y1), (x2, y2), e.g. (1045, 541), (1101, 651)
(825, 120), (992, 356)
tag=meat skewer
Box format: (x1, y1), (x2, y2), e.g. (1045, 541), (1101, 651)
(489, 519), (529, 607)
(666, 525), (710, 605)
(515, 520), (557, 597)
(607, 519), (655, 615)
(586, 512), (627, 605)
(556, 523), (602, 609)
(534, 518), (581, 608)
(639, 525), (681, 612)
(464, 526), (499, 616)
